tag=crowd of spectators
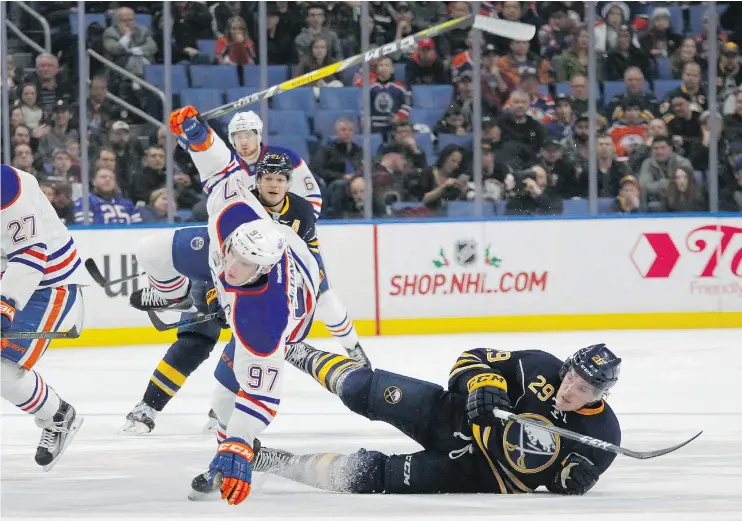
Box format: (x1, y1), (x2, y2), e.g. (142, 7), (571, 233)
(5, 1), (742, 226)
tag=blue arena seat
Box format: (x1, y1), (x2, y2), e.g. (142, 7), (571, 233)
(244, 65), (289, 87)
(272, 88), (316, 114)
(313, 110), (358, 141)
(438, 133), (473, 150)
(652, 5), (684, 33)
(267, 134), (310, 159)
(268, 110), (311, 136)
(653, 80), (682, 101)
(179, 88), (224, 113)
(190, 65), (239, 89)
(197, 39), (217, 58)
(135, 14), (152, 30)
(415, 134), (436, 164)
(562, 199), (589, 216)
(409, 107), (446, 129)
(602, 81), (625, 102)
(598, 197), (615, 214)
(411, 85), (454, 109)
(69, 13), (106, 33)
(655, 58), (672, 80)
(225, 87), (260, 103)
(145, 64), (189, 95)
(318, 87), (360, 110)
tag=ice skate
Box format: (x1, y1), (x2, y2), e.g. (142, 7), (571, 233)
(253, 438), (295, 473)
(129, 284), (193, 312)
(345, 342), (372, 368)
(34, 401), (84, 472)
(188, 469), (221, 501)
(120, 401), (157, 434)
(202, 408), (218, 433)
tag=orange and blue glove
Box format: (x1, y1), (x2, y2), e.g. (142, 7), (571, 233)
(169, 106), (212, 151)
(209, 437), (254, 505)
(1, 296), (16, 331)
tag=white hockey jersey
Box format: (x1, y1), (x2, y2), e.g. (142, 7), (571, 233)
(1, 165), (87, 310)
(188, 131), (320, 443)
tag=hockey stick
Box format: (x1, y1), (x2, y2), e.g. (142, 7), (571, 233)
(493, 410), (702, 460)
(147, 310), (219, 332)
(2, 325), (81, 340)
(85, 258), (143, 288)
(198, 15), (536, 122)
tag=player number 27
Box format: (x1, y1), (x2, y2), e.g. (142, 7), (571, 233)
(528, 375), (555, 402)
(247, 365), (279, 392)
(6, 215), (37, 244)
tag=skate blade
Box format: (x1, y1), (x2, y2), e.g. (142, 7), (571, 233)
(120, 419), (153, 435)
(43, 416), (84, 473)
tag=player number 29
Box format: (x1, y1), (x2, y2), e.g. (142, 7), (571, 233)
(528, 375), (555, 402)
(246, 365), (280, 392)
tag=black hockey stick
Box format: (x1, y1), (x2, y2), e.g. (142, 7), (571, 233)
(2, 325), (81, 340)
(85, 258), (143, 288)
(493, 410), (702, 460)
(198, 15), (535, 122)
(147, 310), (219, 332)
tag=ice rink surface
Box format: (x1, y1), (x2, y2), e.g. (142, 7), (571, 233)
(2, 329), (741, 520)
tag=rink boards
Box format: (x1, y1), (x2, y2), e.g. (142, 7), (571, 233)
(59, 215), (742, 347)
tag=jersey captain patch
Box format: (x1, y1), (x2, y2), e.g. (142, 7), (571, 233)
(503, 413), (561, 474)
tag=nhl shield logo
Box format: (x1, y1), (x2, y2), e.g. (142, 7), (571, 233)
(384, 386), (402, 404)
(455, 239), (477, 267)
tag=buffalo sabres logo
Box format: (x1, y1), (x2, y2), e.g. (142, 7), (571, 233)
(190, 236), (205, 250)
(503, 413), (561, 474)
(383, 386), (402, 404)
(455, 239), (477, 267)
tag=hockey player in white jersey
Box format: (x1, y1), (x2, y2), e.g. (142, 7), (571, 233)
(0, 164), (85, 470)
(136, 106), (329, 505)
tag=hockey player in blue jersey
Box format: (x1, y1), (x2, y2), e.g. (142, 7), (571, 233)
(121, 111), (369, 434)
(73, 167), (141, 224)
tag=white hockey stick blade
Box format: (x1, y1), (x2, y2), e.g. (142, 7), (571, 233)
(473, 16), (536, 41)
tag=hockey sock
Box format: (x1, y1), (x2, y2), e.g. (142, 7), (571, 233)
(144, 358), (187, 411)
(287, 344), (365, 396)
(274, 450), (386, 493)
(1, 361), (61, 421)
(324, 313), (360, 351)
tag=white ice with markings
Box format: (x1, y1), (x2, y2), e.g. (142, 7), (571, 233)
(2, 329), (741, 520)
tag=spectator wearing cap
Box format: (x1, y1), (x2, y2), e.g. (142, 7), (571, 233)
(101, 120), (144, 196)
(605, 67), (659, 123)
(480, 44), (514, 112)
(555, 25), (604, 83)
(504, 165), (563, 216)
(434, 104), (471, 137)
(24, 53), (75, 116)
(38, 101), (78, 161)
(563, 113), (590, 163)
(610, 175), (643, 214)
(595, 2), (630, 53)
(503, 69), (555, 123)
(216, 16), (256, 66)
(605, 25), (652, 81)
(717, 43), (742, 108)
(720, 158), (742, 212)
(537, 3), (571, 60)
(628, 118), (670, 173)
(663, 91), (702, 156)
(638, 135), (693, 208)
(607, 96), (650, 158)
(639, 7), (682, 60)
(544, 94), (575, 139)
(295, 4), (343, 62)
(74, 167), (142, 225)
(540, 139), (583, 199)
(663, 164), (706, 213)
(687, 111), (727, 173)
(103, 7), (158, 78)
(368, 56), (412, 136)
(493, 90), (547, 166)
(723, 91), (742, 142)
(310, 117), (363, 186)
(439, 2), (473, 61)
(496, 39), (553, 88)
(661, 62), (707, 116)
(405, 39), (449, 86)
(261, 3), (296, 65)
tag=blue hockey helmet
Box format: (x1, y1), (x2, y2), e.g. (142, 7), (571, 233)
(256, 152), (292, 181)
(560, 344), (621, 392)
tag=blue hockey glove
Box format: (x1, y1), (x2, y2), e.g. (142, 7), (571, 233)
(550, 452), (600, 495)
(205, 287), (229, 329)
(209, 437), (254, 505)
(1, 296), (17, 330)
(465, 372), (511, 426)
(169, 106), (212, 150)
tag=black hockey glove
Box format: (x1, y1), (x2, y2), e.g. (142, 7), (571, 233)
(465, 372), (511, 426)
(206, 287), (229, 329)
(549, 453), (600, 496)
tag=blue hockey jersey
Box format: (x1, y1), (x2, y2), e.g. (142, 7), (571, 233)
(73, 193), (141, 225)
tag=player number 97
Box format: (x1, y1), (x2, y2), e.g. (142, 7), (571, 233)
(246, 364), (280, 392)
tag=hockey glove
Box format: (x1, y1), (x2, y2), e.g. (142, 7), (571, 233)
(169, 106), (212, 150)
(209, 437), (255, 505)
(465, 372), (511, 426)
(205, 287), (229, 329)
(549, 452), (600, 496)
(1, 296), (16, 330)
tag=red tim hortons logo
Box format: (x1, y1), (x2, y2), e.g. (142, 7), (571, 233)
(630, 225), (742, 279)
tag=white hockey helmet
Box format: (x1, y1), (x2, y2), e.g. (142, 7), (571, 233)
(228, 110), (263, 148)
(222, 219), (287, 286)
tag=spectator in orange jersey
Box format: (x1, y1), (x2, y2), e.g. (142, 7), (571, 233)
(496, 39), (553, 87)
(608, 97), (649, 158)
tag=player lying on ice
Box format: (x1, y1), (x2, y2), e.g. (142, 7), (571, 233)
(121, 110), (369, 434)
(245, 342), (622, 496)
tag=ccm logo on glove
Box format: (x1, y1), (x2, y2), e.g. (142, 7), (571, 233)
(467, 372), (507, 392)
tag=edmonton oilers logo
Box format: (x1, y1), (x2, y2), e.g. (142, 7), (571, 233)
(503, 413), (560, 474)
(191, 236), (205, 250)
